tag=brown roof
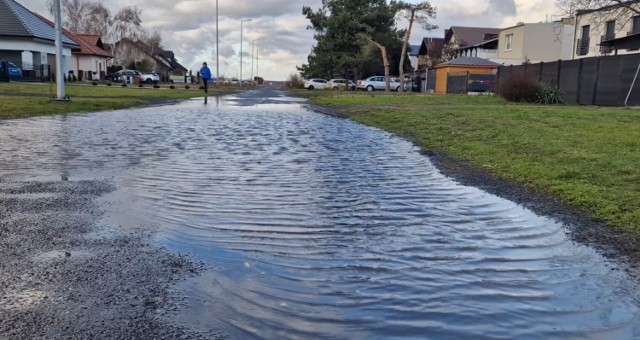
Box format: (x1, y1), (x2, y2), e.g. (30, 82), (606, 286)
(32, 12), (112, 58)
(71, 34), (112, 58)
(445, 26), (500, 46)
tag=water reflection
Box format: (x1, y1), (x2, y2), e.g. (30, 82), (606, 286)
(0, 89), (639, 339)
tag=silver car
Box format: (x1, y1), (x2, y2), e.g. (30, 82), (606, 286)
(356, 76), (404, 92)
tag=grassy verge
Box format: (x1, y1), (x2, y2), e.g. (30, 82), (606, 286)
(0, 82), (238, 118)
(309, 92), (640, 233)
(0, 96), (146, 119)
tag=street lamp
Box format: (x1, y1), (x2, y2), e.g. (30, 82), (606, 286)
(216, 0), (219, 86)
(251, 38), (262, 86)
(239, 18), (253, 87)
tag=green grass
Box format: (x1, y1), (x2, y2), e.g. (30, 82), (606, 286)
(0, 96), (146, 119)
(310, 93), (640, 233)
(0, 82), (239, 118)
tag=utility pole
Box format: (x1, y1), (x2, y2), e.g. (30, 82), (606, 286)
(54, 0), (66, 100)
(251, 38), (261, 86)
(239, 19), (252, 87)
(216, 0), (219, 85)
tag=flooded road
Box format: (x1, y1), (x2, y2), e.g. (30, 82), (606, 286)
(1, 88), (640, 339)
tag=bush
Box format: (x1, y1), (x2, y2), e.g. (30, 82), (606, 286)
(92, 81), (98, 86)
(537, 85), (563, 104)
(184, 85), (190, 90)
(121, 83), (127, 87)
(170, 85), (175, 89)
(106, 81), (112, 86)
(286, 73), (305, 89)
(199, 85), (205, 90)
(153, 84), (160, 89)
(138, 84), (144, 88)
(498, 73), (539, 103)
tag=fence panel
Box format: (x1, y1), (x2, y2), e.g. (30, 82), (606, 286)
(596, 56), (623, 106)
(578, 58), (600, 105)
(447, 73), (468, 94)
(558, 59), (581, 104)
(0, 61), (8, 82)
(618, 54), (640, 106)
(468, 74), (496, 93)
(541, 61), (560, 88)
(426, 70), (436, 92)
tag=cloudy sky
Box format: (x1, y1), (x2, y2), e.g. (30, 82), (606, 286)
(21, 0), (559, 80)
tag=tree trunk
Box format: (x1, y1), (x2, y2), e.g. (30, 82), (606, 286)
(399, 9), (416, 93)
(364, 36), (391, 92)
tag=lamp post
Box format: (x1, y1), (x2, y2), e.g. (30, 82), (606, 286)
(251, 38), (262, 86)
(216, 0), (219, 85)
(239, 18), (253, 87)
(54, 0), (65, 100)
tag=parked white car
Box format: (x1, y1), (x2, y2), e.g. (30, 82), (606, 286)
(304, 78), (328, 90)
(140, 72), (160, 84)
(356, 76), (405, 92)
(328, 79), (355, 90)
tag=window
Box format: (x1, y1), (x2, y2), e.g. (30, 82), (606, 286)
(633, 16), (640, 34)
(505, 34), (513, 51)
(605, 21), (615, 39)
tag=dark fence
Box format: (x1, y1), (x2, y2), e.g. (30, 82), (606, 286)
(447, 73), (468, 94)
(498, 54), (640, 106)
(446, 72), (497, 94)
(0, 61), (8, 82)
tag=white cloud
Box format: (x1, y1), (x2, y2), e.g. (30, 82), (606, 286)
(18, 0), (562, 80)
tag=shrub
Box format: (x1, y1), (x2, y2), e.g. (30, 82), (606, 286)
(121, 83), (127, 87)
(498, 73), (539, 103)
(185, 85), (190, 90)
(138, 84), (144, 88)
(153, 84), (160, 89)
(92, 81), (98, 86)
(536, 85), (563, 104)
(286, 73), (305, 89)
(106, 81), (112, 86)
(170, 85), (175, 89)
(199, 85), (205, 90)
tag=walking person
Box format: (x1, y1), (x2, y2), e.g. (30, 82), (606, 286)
(200, 62), (212, 94)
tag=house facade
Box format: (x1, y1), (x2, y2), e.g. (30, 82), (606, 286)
(416, 37), (444, 70)
(0, 0), (78, 78)
(496, 21), (575, 65)
(111, 39), (187, 77)
(70, 34), (112, 80)
(444, 26), (501, 60)
(574, 1), (640, 58)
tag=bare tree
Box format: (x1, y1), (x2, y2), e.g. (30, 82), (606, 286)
(84, 3), (111, 36)
(47, 0), (111, 35)
(556, 0), (640, 28)
(394, 1), (436, 92)
(362, 35), (391, 92)
(107, 6), (144, 65)
(47, 0), (89, 33)
(143, 30), (163, 56)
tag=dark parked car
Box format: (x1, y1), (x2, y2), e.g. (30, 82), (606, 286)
(0, 60), (23, 79)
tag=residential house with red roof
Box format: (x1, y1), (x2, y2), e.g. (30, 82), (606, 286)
(0, 0), (79, 79)
(444, 26), (500, 60)
(34, 13), (113, 80)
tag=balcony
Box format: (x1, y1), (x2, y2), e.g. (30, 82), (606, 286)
(599, 34), (615, 54)
(576, 38), (590, 56)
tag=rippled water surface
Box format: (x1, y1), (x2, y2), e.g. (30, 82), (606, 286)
(1, 89), (640, 339)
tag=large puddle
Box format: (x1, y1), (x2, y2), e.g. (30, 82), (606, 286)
(1, 89), (639, 338)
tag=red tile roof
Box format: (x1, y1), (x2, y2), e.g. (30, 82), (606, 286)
(71, 33), (112, 58)
(32, 12), (112, 58)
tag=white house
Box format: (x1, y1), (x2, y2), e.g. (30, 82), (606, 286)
(574, 1), (640, 58)
(0, 0), (78, 77)
(496, 20), (575, 65)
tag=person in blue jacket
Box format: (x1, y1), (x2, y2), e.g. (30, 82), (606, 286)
(200, 62), (212, 93)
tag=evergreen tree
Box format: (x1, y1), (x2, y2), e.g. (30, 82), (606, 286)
(299, 0), (405, 81)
